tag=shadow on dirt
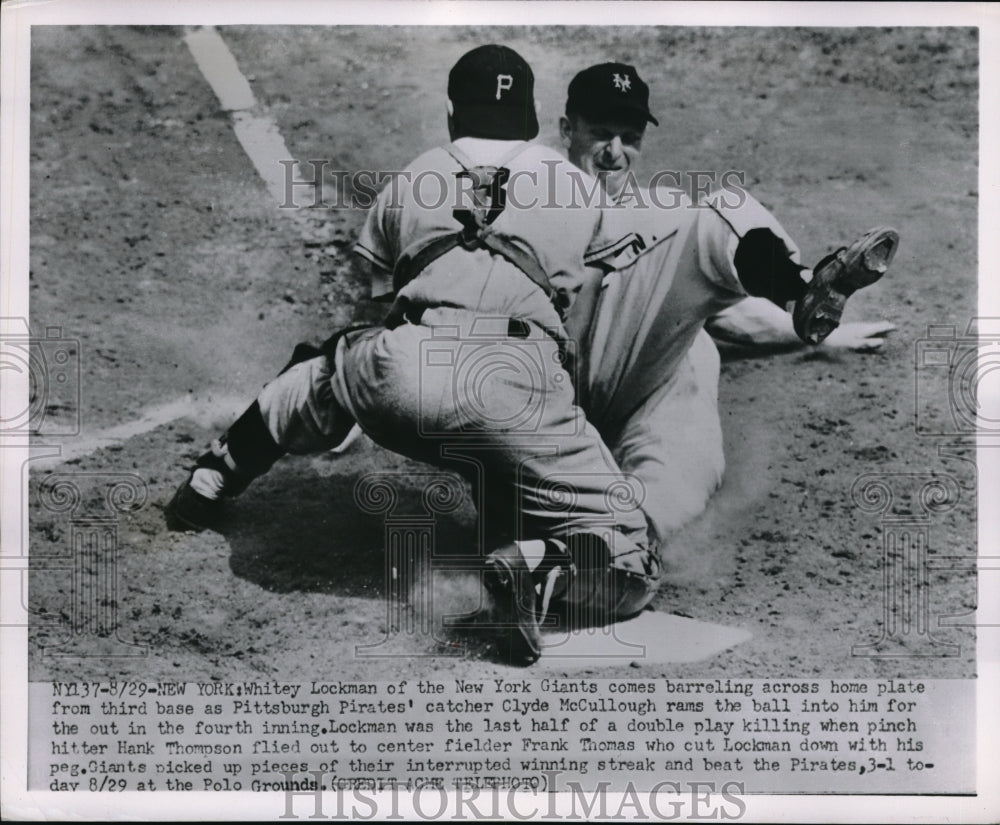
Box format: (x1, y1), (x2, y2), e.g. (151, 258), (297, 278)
(216, 454), (480, 598)
(716, 341), (853, 364)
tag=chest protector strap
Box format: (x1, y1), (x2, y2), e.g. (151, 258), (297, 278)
(392, 143), (555, 302)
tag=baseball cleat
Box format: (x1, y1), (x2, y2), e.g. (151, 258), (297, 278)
(793, 226), (900, 345)
(164, 475), (221, 532)
(483, 544), (542, 666)
(164, 440), (248, 532)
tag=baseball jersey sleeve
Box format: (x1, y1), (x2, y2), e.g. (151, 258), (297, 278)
(353, 179), (405, 300)
(698, 188), (802, 294)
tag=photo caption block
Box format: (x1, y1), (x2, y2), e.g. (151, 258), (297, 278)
(30, 678), (974, 794)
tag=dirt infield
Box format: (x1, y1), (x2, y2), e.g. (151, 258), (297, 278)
(27, 26), (978, 681)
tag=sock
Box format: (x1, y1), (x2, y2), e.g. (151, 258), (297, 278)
(734, 228), (811, 307)
(190, 467), (227, 501)
(225, 401), (285, 476)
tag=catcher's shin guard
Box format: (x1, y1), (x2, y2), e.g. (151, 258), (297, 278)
(165, 401), (285, 532)
(793, 226), (900, 344)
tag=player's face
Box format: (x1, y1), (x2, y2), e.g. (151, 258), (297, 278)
(561, 113), (646, 197)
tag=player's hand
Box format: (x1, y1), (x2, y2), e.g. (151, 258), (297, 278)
(820, 321), (896, 351)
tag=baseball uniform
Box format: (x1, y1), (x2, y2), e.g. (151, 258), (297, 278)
(560, 62), (896, 548)
(174, 46), (664, 629)
(579, 185), (802, 543)
(259, 135), (657, 603)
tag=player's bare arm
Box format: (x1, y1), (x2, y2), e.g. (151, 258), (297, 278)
(707, 297), (897, 351)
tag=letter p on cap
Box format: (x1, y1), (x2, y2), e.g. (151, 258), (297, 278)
(496, 74), (513, 100)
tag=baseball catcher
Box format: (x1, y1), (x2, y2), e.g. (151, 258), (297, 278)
(168, 45), (660, 665)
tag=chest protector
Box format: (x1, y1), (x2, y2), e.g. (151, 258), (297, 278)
(392, 142), (555, 305)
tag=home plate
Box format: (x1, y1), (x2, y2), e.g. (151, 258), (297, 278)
(534, 611), (752, 668)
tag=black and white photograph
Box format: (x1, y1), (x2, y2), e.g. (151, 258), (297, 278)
(2, 1), (997, 820)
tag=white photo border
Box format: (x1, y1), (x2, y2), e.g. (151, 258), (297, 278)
(2, 1), (997, 821)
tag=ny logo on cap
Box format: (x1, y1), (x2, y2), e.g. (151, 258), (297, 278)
(612, 72), (632, 92)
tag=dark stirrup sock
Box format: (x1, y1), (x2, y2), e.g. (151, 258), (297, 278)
(223, 401), (285, 477)
(734, 228), (811, 307)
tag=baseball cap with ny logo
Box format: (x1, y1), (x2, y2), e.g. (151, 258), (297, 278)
(448, 44), (540, 141)
(566, 62), (660, 126)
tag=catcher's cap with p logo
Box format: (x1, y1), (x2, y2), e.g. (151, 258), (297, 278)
(448, 44), (539, 141)
(566, 62), (660, 126)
